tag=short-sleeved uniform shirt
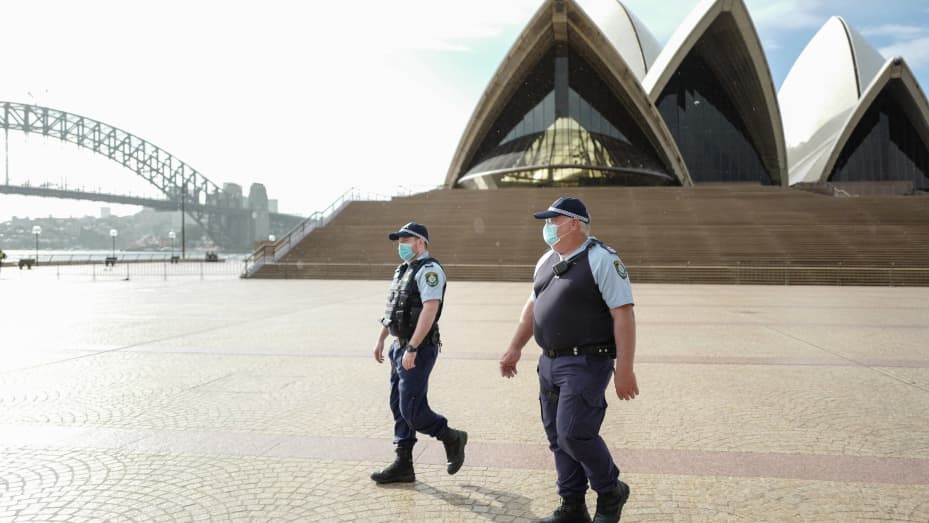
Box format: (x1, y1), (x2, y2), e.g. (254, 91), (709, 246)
(413, 251), (446, 302)
(530, 237), (634, 309)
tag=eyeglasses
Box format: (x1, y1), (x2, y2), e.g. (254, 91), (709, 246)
(545, 217), (575, 225)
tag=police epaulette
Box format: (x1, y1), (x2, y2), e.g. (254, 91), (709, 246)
(591, 238), (617, 255)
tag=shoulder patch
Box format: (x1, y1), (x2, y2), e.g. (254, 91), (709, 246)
(613, 260), (628, 279)
(424, 271), (440, 287)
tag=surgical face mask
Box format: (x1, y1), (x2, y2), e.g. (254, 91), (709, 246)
(543, 222), (562, 246)
(398, 242), (416, 261)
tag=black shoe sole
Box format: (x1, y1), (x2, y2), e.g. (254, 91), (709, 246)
(371, 474), (415, 484)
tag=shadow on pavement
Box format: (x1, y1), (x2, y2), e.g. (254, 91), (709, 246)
(417, 481), (539, 521)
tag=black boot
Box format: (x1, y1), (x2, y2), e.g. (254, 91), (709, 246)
(592, 481), (630, 523)
(370, 446), (415, 484)
(439, 428), (468, 474)
(538, 495), (592, 523)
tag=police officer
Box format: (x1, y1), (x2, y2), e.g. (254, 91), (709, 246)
(499, 198), (638, 523)
(371, 221), (468, 484)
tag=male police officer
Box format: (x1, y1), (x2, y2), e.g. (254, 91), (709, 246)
(371, 221), (468, 484)
(499, 198), (638, 523)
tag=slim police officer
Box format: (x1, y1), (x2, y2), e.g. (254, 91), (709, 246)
(371, 222), (468, 484)
(499, 198), (638, 523)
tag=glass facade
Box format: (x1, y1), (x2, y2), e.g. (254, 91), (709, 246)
(830, 85), (929, 191)
(457, 45), (675, 188)
(657, 53), (770, 184)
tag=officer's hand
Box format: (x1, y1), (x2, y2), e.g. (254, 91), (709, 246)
(614, 368), (639, 400)
(373, 340), (385, 364)
(402, 349), (416, 370)
(499, 348), (521, 378)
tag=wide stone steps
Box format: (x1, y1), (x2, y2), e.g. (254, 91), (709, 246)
(252, 185), (929, 285)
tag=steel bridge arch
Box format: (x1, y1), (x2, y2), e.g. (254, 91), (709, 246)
(1, 100), (236, 246)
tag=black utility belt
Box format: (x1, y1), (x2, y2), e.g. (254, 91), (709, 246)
(542, 344), (616, 358)
(397, 331), (440, 348)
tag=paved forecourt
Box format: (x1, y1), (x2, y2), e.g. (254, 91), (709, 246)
(1, 274), (928, 522)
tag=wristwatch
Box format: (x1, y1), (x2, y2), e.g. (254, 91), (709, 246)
(405, 344), (418, 353)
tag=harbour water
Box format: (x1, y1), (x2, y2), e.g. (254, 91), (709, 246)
(0, 249), (248, 263)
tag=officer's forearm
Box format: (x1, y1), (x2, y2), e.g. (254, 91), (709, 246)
(611, 305), (636, 371)
(409, 300), (440, 347)
(508, 299), (535, 351)
(377, 325), (389, 343)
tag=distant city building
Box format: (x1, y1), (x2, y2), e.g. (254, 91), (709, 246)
(446, 0), (929, 191)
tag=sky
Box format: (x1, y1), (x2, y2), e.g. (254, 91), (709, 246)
(1, 0), (928, 223)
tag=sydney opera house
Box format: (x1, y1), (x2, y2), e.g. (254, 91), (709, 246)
(253, 0), (929, 286)
(446, 0), (929, 192)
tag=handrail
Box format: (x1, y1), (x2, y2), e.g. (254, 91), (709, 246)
(240, 184), (446, 277)
(241, 187), (391, 277)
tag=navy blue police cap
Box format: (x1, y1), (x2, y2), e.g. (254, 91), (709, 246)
(533, 197), (590, 223)
(388, 222), (430, 244)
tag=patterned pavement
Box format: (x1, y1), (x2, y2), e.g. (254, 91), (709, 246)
(1, 273), (928, 521)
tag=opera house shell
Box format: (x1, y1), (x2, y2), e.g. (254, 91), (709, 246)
(446, 0), (929, 193)
(779, 17), (929, 190)
(445, 0), (692, 189)
(643, 0), (786, 186)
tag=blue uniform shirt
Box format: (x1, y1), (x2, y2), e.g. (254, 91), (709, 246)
(413, 251), (446, 302)
(530, 237), (633, 309)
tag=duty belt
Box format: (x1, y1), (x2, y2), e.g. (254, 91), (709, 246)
(542, 344), (616, 358)
(398, 330), (441, 348)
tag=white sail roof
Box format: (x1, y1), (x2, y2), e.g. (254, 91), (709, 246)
(641, 0), (787, 185)
(779, 17), (886, 184)
(575, 0), (661, 79)
(445, 0), (690, 188)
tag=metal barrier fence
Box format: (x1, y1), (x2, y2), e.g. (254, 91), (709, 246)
(245, 262), (929, 287)
(0, 259), (243, 281)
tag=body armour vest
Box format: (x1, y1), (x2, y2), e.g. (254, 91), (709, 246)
(532, 243), (614, 351)
(382, 258), (445, 339)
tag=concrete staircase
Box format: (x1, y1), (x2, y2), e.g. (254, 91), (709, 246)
(252, 185), (929, 285)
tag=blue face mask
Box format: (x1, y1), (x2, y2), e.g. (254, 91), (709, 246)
(398, 243), (416, 261)
(543, 223), (561, 246)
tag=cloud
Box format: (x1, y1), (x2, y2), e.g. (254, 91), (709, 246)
(880, 36), (929, 67)
(861, 24), (929, 38)
(746, 0), (827, 31)
(762, 38), (782, 50)
(359, 0), (540, 52)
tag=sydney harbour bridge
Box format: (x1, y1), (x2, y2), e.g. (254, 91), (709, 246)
(1, 101), (303, 251)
